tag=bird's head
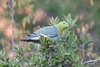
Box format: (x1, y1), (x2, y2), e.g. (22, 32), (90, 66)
(57, 21), (69, 30)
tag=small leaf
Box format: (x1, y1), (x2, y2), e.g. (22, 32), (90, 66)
(67, 13), (71, 20)
(64, 53), (71, 55)
(72, 19), (77, 25)
(49, 17), (60, 25)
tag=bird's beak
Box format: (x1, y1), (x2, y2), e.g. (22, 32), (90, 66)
(66, 24), (70, 30)
(66, 24), (69, 28)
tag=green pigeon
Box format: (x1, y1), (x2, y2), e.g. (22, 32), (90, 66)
(20, 21), (69, 43)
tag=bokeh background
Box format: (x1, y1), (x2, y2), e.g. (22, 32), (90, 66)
(0, 0), (100, 63)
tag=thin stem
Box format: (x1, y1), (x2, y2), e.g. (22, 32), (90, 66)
(83, 59), (100, 64)
(11, 0), (14, 50)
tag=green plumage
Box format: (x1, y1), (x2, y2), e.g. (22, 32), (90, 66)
(21, 21), (68, 42)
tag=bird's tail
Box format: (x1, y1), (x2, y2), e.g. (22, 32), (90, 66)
(20, 37), (33, 41)
(20, 36), (40, 42)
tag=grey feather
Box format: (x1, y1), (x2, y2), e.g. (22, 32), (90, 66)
(29, 26), (58, 37)
(20, 26), (58, 42)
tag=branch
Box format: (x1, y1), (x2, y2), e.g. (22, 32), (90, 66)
(11, 0), (15, 50)
(83, 59), (100, 64)
(77, 44), (86, 50)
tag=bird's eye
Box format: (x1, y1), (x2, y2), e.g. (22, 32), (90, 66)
(63, 23), (65, 24)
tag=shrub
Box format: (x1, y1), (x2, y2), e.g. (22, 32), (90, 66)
(0, 14), (92, 67)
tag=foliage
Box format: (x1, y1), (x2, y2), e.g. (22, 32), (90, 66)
(0, 14), (92, 67)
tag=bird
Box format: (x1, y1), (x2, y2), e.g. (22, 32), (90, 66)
(20, 21), (69, 43)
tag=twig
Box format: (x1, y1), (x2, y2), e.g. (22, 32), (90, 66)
(11, 0), (15, 50)
(77, 44), (86, 50)
(83, 59), (100, 64)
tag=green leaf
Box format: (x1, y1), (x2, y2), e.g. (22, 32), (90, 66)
(63, 53), (71, 55)
(49, 17), (60, 25)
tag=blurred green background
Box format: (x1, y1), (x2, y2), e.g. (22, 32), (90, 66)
(0, 0), (100, 62)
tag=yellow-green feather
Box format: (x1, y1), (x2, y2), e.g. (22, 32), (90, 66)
(55, 21), (67, 37)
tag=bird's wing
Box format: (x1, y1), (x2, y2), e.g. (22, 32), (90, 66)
(21, 26), (58, 42)
(35, 26), (58, 38)
(25, 33), (38, 37)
